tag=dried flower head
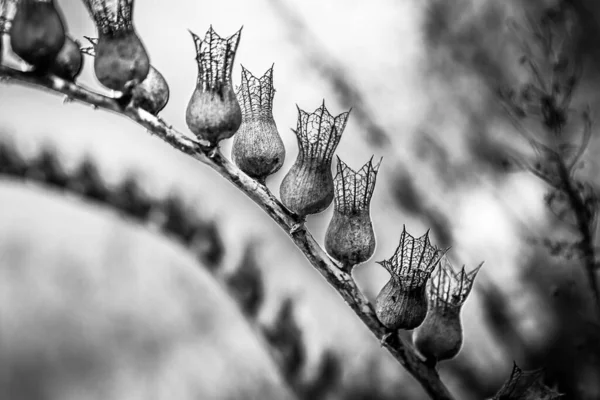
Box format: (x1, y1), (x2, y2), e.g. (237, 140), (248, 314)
(375, 227), (446, 330)
(428, 256), (482, 310)
(82, 0), (134, 36)
(379, 226), (445, 288)
(186, 26), (242, 144)
(232, 65), (285, 181)
(492, 362), (562, 400)
(325, 156), (381, 271)
(80, 36), (168, 114)
(237, 64), (275, 120)
(280, 102), (350, 216)
(190, 26), (241, 93)
(82, 0), (149, 91)
(333, 156), (381, 215)
(412, 257), (481, 363)
(9, 0), (66, 69)
(295, 101), (349, 163)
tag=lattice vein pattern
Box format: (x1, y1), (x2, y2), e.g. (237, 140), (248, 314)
(190, 26), (241, 92)
(294, 102), (349, 163)
(378, 226), (445, 289)
(492, 363), (560, 400)
(82, 0), (134, 35)
(333, 156), (381, 215)
(428, 257), (481, 310)
(236, 65), (275, 121)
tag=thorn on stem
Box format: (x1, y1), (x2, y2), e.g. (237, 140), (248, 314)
(289, 222), (304, 235)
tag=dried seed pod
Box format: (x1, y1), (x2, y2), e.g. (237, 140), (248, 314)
(49, 36), (83, 80)
(82, 0), (150, 91)
(412, 257), (481, 362)
(280, 102), (349, 216)
(375, 227), (445, 330)
(9, 0), (65, 69)
(492, 363), (561, 400)
(186, 27), (242, 144)
(325, 156), (381, 271)
(81, 36), (169, 114)
(232, 65), (285, 182)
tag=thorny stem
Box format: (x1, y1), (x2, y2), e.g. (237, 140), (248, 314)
(0, 66), (455, 400)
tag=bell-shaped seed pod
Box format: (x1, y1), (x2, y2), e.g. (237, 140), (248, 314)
(231, 65), (285, 182)
(186, 26), (242, 145)
(280, 101), (350, 216)
(80, 36), (169, 115)
(412, 257), (481, 362)
(82, 0), (150, 91)
(375, 226), (445, 330)
(325, 156), (381, 272)
(49, 36), (83, 80)
(492, 362), (562, 400)
(9, 0), (66, 69)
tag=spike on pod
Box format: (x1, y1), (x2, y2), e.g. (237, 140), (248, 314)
(82, 0), (150, 91)
(280, 101), (350, 216)
(186, 26), (242, 145)
(231, 65), (285, 183)
(375, 226), (446, 330)
(80, 36), (169, 114)
(412, 257), (482, 363)
(9, 0), (66, 69)
(325, 156), (381, 272)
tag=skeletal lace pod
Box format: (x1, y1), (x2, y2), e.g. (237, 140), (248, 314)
(325, 156), (381, 271)
(280, 102), (349, 216)
(231, 65), (285, 182)
(375, 227), (445, 330)
(82, 0), (149, 91)
(9, 0), (65, 69)
(492, 363), (562, 400)
(81, 36), (169, 114)
(412, 257), (481, 362)
(186, 26), (242, 144)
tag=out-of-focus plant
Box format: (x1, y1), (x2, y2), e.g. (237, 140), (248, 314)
(413, 257), (481, 365)
(498, 3), (600, 319)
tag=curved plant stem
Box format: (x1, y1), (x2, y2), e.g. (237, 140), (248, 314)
(0, 66), (455, 400)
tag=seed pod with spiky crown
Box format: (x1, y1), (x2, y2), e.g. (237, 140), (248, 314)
(412, 257), (481, 362)
(325, 156), (381, 272)
(280, 102), (349, 216)
(82, 0), (149, 92)
(231, 65), (285, 183)
(375, 226), (445, 330)
(81, 36), (169, 114)
(9, 0), (66, 69)
(492, 362), (562, 400)
(186, 26), (242, 145)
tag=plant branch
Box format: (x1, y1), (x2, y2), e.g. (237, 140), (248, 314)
(0, 66), (455, 400)
(554, 156), (600, 319)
